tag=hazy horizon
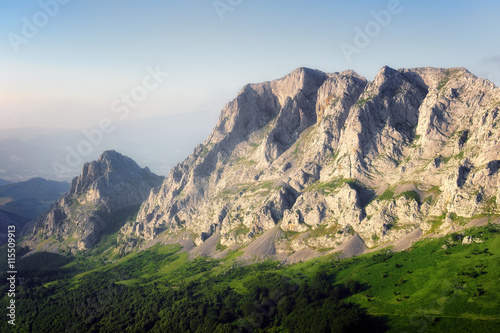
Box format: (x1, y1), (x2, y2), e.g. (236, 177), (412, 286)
(1, 0), (499, 181)
(0, 110), (220, 182)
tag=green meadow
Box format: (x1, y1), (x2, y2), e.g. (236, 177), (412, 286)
(1, 224), (499, 332)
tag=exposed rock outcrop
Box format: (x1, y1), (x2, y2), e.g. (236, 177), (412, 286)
(118, 66), (500, 261)
(23, 151), (163, 253)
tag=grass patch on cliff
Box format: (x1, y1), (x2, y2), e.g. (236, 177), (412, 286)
(283, 229), (300, 240)
(199, 143), (214, 158)
(231, 224), (251, 238)
(234, 156), (257, 166)
(308, 179), (346, 194)
(355, 95), (374, 106)
(396, 190), (421, 204)
(246, 181), (274, 197)
(484, 196), (497, 215)
(440, 140), (469, 166)
(215, 239), (227, 251)
(427, 185), (442, 194)
(216, 183), (253, 199)
(310, 224), (340, 239)
(424, 186), (442, 204)
(448, 212), (468, 225)
(290, 126), (318, 160)
(438, 69), (461, 92)
(438, 75), (451, 91)
(307, 177), (364, 195)
(378, 188), (395, 201)
(428, 213), (447, 233)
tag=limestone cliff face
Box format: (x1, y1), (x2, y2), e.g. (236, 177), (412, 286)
(23, 151), (163, 252)
(120, 66), (500, 260)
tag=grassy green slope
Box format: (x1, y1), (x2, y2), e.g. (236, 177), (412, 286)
(332, 227), (500, 332)
(1, 225), (499, 332)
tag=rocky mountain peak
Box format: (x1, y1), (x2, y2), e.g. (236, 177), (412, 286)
(117, 65), (500, 263)
(69, 150), (148, 196)
(23, 152), (164, 252)
(97, 150), (148, 172)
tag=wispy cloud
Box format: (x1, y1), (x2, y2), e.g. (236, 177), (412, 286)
(482, 55), (500, 67)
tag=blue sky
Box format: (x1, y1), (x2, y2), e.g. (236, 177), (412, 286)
(1, 0), (499, 131)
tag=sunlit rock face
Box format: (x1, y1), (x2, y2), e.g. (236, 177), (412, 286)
(121, 66), (500, 258)
(26, 66), (500, 261)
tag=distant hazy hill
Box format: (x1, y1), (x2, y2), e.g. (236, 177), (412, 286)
(0, 208), (29, 244)
(0, 177), (70, 221)
(0, 128), (80, 182)
(0, 178), (11, 186)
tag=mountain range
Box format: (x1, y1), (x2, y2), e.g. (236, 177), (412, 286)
(22, 65), (500, 263)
